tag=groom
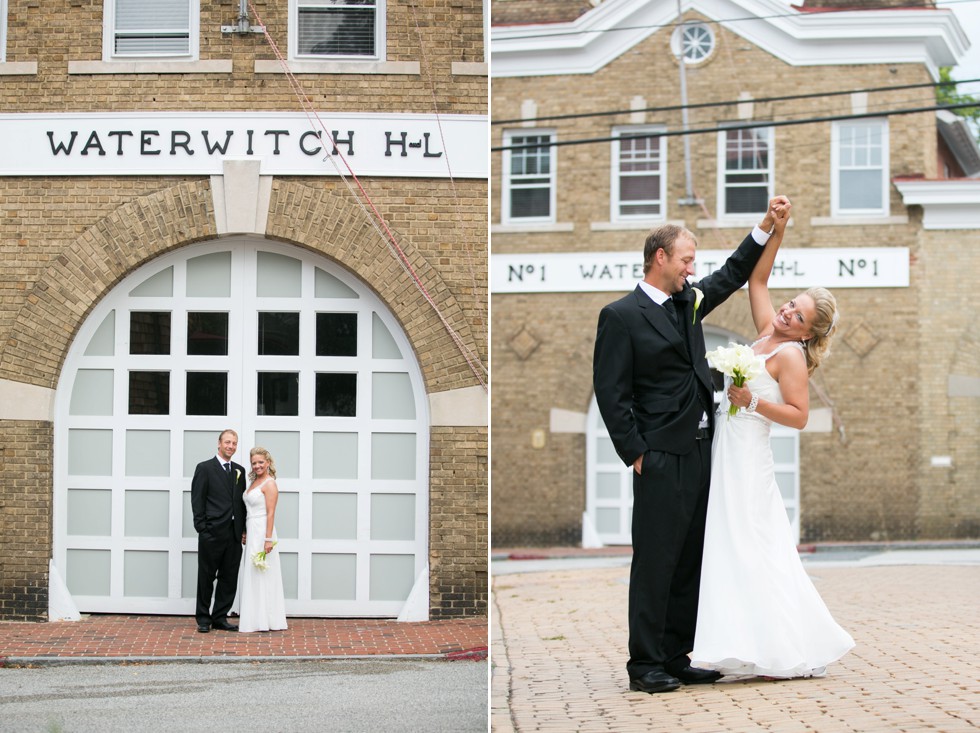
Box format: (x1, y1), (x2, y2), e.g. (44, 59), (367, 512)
(191, 428), (247, 633)
(593, 198), (786, 693)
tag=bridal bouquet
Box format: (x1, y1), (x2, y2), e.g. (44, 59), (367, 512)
(251, 541), (277, 571)
(705, 343), (766, 418)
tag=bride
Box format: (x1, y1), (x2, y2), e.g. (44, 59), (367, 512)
(233, 446), (288, 633)
(691, 199), (854, 679)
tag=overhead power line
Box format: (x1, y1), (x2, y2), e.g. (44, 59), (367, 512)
(491, 78), (980, 126)
(491, 101), (980, 153)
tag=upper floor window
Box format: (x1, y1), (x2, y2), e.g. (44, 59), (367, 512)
(502, 130), (555, 224)
(832, 119), (889, 216)
(611, 127), (665, 221)
(718, 126), (773, 217)
(291, 0), (385, 60)
(104, 0), (197, 59)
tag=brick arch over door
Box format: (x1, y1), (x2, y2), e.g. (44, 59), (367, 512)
(0, 179), (480, 395)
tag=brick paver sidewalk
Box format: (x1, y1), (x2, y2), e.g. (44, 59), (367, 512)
(0, 616), (487, 663)
(492, 562), (979, 732)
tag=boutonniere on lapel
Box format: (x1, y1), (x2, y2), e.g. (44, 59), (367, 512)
(235, 469), (241, 482)
(692, 287), (704, 324)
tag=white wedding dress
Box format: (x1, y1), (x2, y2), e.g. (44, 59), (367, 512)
(233, 479), (287, 633)
(692, 339), (853, 678)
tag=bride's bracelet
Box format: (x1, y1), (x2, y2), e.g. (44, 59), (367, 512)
(746, 394), (759, 413)
(264, 537), (274, 541)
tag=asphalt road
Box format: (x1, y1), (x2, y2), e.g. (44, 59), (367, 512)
(0, 658), (488, 733)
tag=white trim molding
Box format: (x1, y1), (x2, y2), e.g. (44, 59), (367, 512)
(894, 178), (980, 229)
(491, 0), (969, 79)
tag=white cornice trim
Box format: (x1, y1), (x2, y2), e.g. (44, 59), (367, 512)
(491, 0), (968, 79)
(895, 179), (980, 229)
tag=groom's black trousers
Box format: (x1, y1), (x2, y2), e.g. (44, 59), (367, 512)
(196, 519), (242, 626)
(627, 435), (712, 680)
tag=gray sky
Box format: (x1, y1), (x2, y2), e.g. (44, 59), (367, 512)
(938, 0), (980, 88)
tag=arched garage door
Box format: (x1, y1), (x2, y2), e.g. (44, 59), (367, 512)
(54, 238), (429, 617)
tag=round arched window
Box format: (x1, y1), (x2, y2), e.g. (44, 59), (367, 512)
(672, 22), (715, 64)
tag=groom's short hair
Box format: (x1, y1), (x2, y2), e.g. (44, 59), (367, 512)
(643, 224), (697, 275)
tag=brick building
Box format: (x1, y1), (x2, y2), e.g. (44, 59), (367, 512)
(490, 0), (979, 547)
(0, 0), (488, 622)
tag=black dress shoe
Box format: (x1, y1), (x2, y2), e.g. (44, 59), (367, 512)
(196, 624), (210, 633)
(211, 620), (239, 631)
(668, 665), (723, 684)
(629, 670), (681, 694)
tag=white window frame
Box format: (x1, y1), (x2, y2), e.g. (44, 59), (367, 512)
(502, 129), (556, 225)
(289, 0), (387, 62)
(610, 126), (666, 223)
(831, 119), (889, 217)
(0, 0), (7, 63)
(717, 125), (774, 218)
(102, 0), (199, 61)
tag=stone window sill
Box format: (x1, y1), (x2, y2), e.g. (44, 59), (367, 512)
(254, 59), (420, 75)
(492, 222), (575, 233)
(68, 60), (233, 75)
(0, 61), (38, 75)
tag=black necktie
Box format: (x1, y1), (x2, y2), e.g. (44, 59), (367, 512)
(224, 463), (232, 475)
(663, 297), (679, 329)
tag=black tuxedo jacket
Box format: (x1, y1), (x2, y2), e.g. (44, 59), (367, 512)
(593, 232), (765, 463)
(191, 456), (247, 538)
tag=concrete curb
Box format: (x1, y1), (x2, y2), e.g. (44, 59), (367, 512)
(0, 648), (489, 667)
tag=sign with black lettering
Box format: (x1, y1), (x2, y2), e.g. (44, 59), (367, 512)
(491, 249), (909, 292)
(0, 112), (487, 178)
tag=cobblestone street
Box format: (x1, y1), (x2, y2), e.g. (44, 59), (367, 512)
(491, 551), (980, 732)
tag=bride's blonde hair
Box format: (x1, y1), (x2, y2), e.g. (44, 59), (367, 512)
(247, 446), (277, 481)
(801, 287), (839, 376)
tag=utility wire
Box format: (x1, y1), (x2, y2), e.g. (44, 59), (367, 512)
(492, 101), (980, 153)
(492, 78), (980, 126)
(531, 112), (960, 176)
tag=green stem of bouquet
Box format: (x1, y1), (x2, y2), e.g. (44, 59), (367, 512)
(728, 370), (747, 418)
